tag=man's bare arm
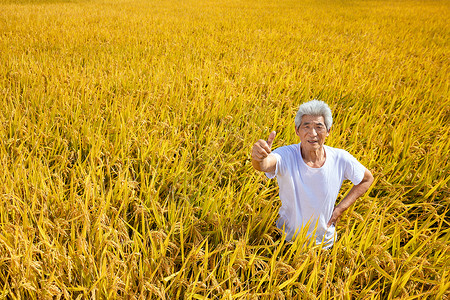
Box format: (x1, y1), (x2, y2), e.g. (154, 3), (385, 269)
(251, 131), (277, 173)
(327, 169), (374, 227)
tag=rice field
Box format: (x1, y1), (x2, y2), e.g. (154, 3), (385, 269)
(0, 0), (449, 298)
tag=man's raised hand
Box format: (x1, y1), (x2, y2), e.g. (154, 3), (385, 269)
(252, 131), (277, 162)
(267, 131), (276, 148)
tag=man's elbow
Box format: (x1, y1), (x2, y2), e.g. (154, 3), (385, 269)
(363, 169), (374, 189)
(367, 170), (374, 184)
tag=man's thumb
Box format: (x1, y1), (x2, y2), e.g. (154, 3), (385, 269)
(267, 131), (276, 148)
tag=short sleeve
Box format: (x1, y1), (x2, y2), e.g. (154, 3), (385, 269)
(343, 152), (366, 185)
(264, 145), (296, 179)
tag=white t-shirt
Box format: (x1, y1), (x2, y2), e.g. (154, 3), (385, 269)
(266, 143), (366, 248)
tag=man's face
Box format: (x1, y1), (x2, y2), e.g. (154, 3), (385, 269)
(295, 115), (329, 151)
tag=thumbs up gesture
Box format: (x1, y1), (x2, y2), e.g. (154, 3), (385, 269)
(252, 131), (277, 162)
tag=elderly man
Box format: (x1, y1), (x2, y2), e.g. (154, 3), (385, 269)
(251, 99), (373, 248)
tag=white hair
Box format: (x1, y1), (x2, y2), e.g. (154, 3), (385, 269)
(295, 99), (333, 130)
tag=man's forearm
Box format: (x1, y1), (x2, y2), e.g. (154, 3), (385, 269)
(335, 179), (372, 214)
(328, 169), (374, 226)
(252, 156), (275, 173)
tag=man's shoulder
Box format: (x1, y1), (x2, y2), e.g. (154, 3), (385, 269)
(324, 145), (346, 154)
(273, 144), (299, 155)
(325, 145), (356, 162)
(324, 145), (352, 158)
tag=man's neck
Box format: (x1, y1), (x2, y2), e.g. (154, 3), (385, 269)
(300, 145), (326, 168)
